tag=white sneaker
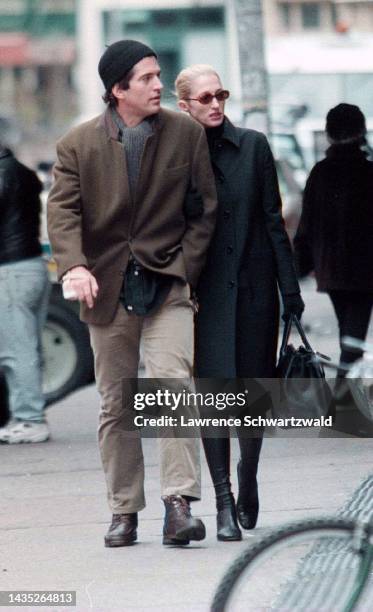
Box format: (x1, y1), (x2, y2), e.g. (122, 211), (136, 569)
(0, 421), (50, 444)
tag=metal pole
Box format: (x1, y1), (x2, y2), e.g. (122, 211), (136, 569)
(232, 0), (269, 133)
(76, 0), (104, 119)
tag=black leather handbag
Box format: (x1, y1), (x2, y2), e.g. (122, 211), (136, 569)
(274, 314), (332, 422)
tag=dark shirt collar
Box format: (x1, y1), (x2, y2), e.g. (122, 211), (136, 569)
(205, 122), (224, 152)
(205, 117), (240, 156)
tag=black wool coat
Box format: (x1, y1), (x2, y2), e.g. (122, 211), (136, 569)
(294, 144), (373, 293)
(195, 118), (299, 378)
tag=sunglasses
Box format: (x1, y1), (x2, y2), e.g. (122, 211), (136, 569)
(185, 89), (230, 105)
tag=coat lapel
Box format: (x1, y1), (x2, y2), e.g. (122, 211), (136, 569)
(134, 112), (164, 205)
(100, 108), (132, 207)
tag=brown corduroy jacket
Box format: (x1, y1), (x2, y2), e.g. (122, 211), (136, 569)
(47, 107), (217, 324)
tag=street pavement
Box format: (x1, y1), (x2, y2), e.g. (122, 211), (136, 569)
(1, 279), (372, 612)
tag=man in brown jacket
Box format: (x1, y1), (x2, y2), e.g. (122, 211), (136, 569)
(47, 40), (217, 547)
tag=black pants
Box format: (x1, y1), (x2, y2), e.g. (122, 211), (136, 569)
(328, 290), (373, 369)
(202, 435), (262, 500)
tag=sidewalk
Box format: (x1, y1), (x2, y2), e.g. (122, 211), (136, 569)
(1, 382), (372, 611)
(1, 278), (373, 611)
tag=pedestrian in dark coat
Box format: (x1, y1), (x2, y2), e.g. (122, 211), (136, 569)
(176, 65), (304, 541)
(294, 103), (373, 398)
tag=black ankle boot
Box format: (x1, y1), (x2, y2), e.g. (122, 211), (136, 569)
(236, 460), (259, 530)
(216, 486), (242, 542)
(202, 437), (242, 541)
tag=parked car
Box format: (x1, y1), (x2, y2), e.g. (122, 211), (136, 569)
(39, 162), (94, 405)
(275, 157), (303, 242)
(42, 278), (94, 405)
(270, 131), (308, 188)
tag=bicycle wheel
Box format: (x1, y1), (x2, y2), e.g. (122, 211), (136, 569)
(211, 517), (373, 612)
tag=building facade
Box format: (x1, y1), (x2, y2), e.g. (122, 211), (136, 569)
(0, 0), (372, 163)
(0, 0), (76, 134)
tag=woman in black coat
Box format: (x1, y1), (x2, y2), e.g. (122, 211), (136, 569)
(175, 65), (304, 540)
(294, 103), (373, 399)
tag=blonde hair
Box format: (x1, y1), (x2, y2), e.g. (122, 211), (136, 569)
(175, 64), (220, 100)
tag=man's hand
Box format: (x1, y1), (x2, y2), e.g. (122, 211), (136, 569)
(62, 266), (99, 309)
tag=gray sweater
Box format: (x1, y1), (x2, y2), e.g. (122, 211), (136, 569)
(111, 108), (154, 199)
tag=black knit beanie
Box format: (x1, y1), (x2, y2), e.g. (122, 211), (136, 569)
(98, 40), (157, 92)
(326, 103), (366, 143)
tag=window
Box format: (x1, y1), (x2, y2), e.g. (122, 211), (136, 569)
(330, 3), (337, 27)
(153, 11), (177, 26)
(189, 8), (223, 27)
(301, 3), (320, 29)
(279, 3), (291, 30)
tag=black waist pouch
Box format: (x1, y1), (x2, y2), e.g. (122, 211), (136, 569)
(120, 259), (174, 316)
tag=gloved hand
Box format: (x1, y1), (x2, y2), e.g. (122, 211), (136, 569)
(282, 292), (305, 322)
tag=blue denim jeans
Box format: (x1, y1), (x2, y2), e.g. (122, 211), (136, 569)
(0, 257), (50, 422)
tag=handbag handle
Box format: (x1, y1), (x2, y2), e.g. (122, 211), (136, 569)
(279, 314), (314, 356)
(279, 316), (293, 356)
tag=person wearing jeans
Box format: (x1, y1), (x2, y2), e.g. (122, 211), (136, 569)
(0, 146), (50, 444)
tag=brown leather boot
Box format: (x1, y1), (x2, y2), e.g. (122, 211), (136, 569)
(104, 513), (138, 547)
(162, 495), (206, 546)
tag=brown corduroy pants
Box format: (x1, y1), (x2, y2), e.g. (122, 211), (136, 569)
(89, 281), (201, 514)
